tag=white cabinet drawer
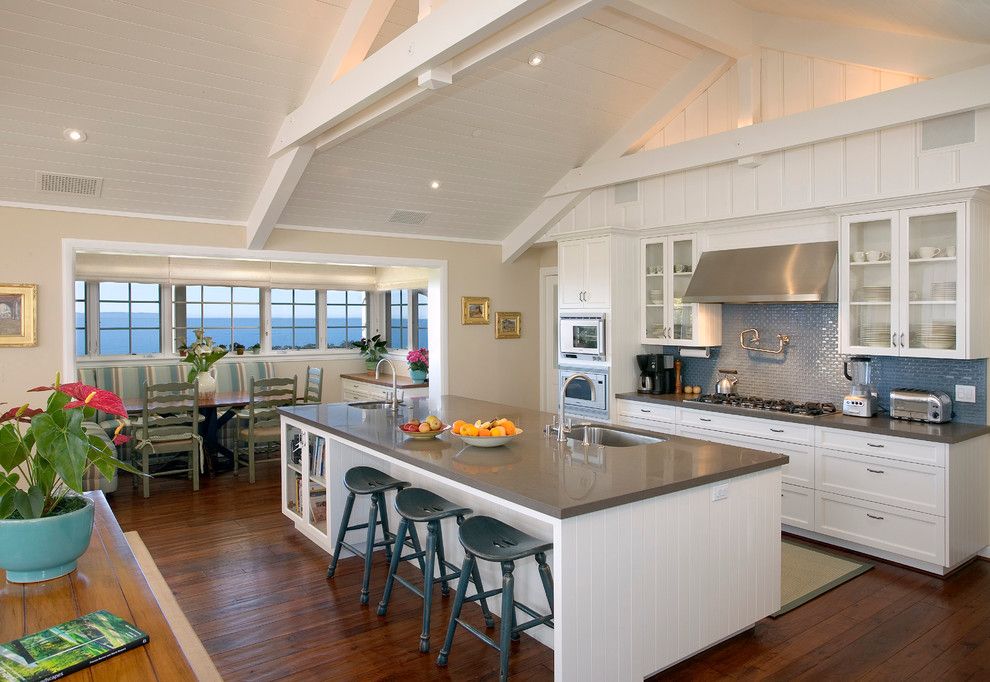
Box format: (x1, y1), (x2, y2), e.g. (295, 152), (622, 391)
(782, 483), (814, 530)
(617, 415), (676, 435)
(678, 408), (813, 445)
(815, 491), (944, 566)
(678, 426), (813, 488)
(817, 449), (944, 515)
(815, 427), (944, 466)
(617, 399), (676, 424)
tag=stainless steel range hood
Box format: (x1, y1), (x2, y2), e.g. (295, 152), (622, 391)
(681, 241), (837, 304)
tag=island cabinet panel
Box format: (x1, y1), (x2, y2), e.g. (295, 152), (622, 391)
(555, 469), (781, 681)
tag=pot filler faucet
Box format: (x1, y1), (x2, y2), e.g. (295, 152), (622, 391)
(375, 358), (402, 413)
(554, 373), (596, 442)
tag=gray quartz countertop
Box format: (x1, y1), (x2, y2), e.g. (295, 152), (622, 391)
(616, 392), (990, 445)
(279, 395), (787, 519)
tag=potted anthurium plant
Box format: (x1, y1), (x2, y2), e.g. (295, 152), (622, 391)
(406, 348), (429, 383)
(0, 376), (140, 583)
(352, 333), (388, 371)
(182, 329), (228, 402)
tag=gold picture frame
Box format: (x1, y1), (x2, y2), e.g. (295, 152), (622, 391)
(461, 296), (490, 325)
(0, 283), (38, 347)
(495, 312), (521, 339)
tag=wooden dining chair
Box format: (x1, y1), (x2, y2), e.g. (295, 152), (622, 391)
(299, 365), (324, 403)
(234, 376), (297, 483)
(133, 381), (202, 499)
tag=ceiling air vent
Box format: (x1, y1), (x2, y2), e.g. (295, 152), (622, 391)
(36, 171), (103, 197)
(387, 209), (429, 226)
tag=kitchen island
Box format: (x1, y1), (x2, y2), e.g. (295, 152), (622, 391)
(279, 396), (787, 681)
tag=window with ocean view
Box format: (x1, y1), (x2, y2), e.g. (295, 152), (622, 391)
(174, 285), (261, 350)
(388, 289), (409, 349)
(272, 288), (317, 350)
(97, 282), (161, 355)
(326, 290), (367, 349)
(75, 281), (86, 355)
(415, 290), (428, 349)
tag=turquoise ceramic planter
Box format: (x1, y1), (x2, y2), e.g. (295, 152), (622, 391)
(409, 369), (428, 383)
(0, 495), (95, 583)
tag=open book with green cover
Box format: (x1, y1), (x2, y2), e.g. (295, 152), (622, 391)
(0, 610), (149, 682)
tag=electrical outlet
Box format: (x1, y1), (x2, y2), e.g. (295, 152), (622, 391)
(955, 385), (977, 403)
(711, 482), (729, 502)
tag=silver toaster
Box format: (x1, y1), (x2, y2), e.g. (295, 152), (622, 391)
(889, 389), (952, 423)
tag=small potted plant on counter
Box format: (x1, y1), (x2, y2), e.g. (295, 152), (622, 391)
(249, 343), (261, 355)
(233, 342), (245, 356)
(406, 347), (429, 383)
(177, 341), (188, 357)
(0, 375), (142, 583)
(352, 333), (388, 371)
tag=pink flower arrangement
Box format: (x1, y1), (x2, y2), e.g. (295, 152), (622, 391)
(406, 348), (429, 372)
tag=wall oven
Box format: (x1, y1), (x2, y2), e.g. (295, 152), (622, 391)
(558, 368), (608, 420)
(559, 313), (606, 362)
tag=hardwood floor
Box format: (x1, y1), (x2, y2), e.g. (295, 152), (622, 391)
(109, 464), (990, 681)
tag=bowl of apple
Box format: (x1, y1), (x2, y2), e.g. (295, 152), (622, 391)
(398, 415), (448, 440)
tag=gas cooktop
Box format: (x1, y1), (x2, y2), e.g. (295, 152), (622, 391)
(690, 394), (838, 418)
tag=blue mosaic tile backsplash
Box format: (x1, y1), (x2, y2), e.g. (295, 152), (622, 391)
(651, 304), (987, 424)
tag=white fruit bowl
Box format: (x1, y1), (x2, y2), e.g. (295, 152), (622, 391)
(456, 430), (523, 448)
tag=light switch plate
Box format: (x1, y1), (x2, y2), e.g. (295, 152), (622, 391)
(711, 482), (729, 501)
(955, 385), (977, 403)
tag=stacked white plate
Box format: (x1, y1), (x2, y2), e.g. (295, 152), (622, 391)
(857, 286), (891, 302)
(913, 323), (956, 349)
(931, 282), (956, 301)
(858, 323), (891, 346)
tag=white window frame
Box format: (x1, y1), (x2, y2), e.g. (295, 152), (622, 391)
(325, 289), (370, 350)
(91, 281), (166, 358)
(172, 284), (263, 352)
(270, 287), (320, 352)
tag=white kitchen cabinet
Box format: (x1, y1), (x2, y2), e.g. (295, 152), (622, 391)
(340, 377), (428, 403)
(282, 421), (331, 551)
(839, 199), (990, 359)
(640, 234), (721, 346)
(559, 236), (611, 309)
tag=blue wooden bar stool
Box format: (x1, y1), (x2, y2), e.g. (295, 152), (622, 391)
(437, 516), (554, 682)
(377, 488), (495, 652)
(326, 466), (412, 605)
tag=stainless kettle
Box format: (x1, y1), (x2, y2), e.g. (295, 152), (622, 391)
(715, 369), (738, 395)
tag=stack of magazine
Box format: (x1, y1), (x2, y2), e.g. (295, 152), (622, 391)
(0, 610), (148, 681)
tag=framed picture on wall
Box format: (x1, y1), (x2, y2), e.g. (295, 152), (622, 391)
(495, 312), (521, 339)
(0, 283), (38, 347)
(461, 296), (490, 325)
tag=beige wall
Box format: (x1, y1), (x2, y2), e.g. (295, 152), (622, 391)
(0, 206), (544, 410)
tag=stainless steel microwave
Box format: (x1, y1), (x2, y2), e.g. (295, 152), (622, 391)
(559, 314), (606, 361)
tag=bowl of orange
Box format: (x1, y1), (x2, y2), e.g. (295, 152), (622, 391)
(451, 418), (523, 448)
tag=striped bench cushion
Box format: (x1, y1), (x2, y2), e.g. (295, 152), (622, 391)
(213, 361), (274, 393)
(79, 361), (275, 401)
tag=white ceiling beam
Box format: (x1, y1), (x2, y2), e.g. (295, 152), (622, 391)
(307, 0), (397, 99)
(501, 51), (733, 262)
(754, 13), (990, 79)
(270, 0), (606, 156)
(245, 143), (315, 250)
(418, 0), (445, 21)
(247, 0), (395, 249)
(544, 62), (990, 198)
(312, 0), (608, 153)
(614, 0), (753, 58)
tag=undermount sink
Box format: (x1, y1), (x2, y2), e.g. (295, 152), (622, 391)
(567, 424), (665, 448)
(348, 401), (399, 410)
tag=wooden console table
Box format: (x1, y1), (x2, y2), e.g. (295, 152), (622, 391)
(0, 492), (198, 681)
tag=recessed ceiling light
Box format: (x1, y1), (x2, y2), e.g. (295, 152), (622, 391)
(63, 128), (87, 142)
(429, 180), (441, 190)
(528, 52), (545, 67)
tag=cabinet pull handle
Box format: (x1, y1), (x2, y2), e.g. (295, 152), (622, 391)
(866, 468), (885, 474)
(866, 513), (885, 521)
(900, 332), (905, 347)
(770, 428), (784, 433)
(641, 408), (651, 413)
(867, 443), (884, 448)
(891, 333), (896, 348)
(699, 417), (712, 422)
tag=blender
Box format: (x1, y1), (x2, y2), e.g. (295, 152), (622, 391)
(842, 355), (878, 417)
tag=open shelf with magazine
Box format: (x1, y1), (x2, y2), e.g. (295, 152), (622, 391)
(282, 422), (331, 545)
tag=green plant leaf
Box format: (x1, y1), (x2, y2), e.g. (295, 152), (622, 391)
(34, 458), (55, 495)
(86, 434), (114, 460)
(46, 389), (71, 414)
(13, 487), (44, 519)
(0, 472), (18, 496)
(0, 423), (29, 472)
(0, 491), (15, 519)
(31, 410), (88, 493)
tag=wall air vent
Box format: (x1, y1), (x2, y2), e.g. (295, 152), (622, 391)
(36, 171), (103, 197)
(614, 180), (639, 204)
(387, 209), (429, 225)
(921, 111), (975, 150)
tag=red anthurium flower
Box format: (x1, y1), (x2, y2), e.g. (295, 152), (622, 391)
(49, 382), (128, 418)
(0, 405), (43, 424)
(113, 433), (130, 446)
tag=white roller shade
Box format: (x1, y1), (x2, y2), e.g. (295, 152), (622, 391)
(74, 253), (169, 283)
(169, 258), (271, 286)
(270, 262), (376, 290)
(374, 266), (430, 291)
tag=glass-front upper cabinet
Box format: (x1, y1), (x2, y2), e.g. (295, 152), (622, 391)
(841, 202), (969, 359)
(640, 234), (721, 347)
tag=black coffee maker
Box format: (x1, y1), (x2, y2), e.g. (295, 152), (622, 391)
(636, 354), (675, 394)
